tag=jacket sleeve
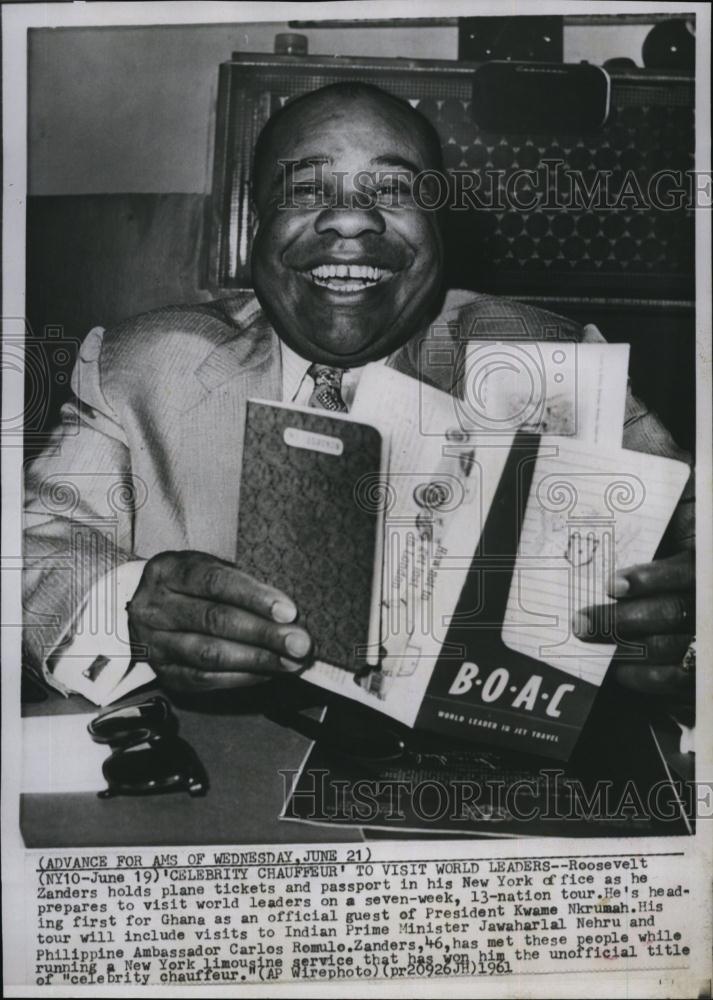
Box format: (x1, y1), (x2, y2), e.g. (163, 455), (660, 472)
(23, 326), (139, 681)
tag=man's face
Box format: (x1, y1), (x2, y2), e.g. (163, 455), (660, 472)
(251, 94), (444, 366)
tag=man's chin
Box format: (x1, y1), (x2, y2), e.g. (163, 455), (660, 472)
(256, 280), (443, 365)
(282, 330), (392, 366)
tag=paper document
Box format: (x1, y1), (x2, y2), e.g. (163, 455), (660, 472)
(461, 340), (629, 445)
(22, 714), (109, 794)
(501, 439), (689, 684)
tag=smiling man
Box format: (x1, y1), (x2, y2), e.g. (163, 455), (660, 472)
(250, 84), (444, 366)
(23, 82), (694, 704)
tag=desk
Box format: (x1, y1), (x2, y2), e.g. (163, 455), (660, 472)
(21, 681), (360, 848)
(21, 675), (693, 846)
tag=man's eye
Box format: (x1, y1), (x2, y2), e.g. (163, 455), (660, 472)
(291, 183), (323, 204)
(376, 180), (414, 204)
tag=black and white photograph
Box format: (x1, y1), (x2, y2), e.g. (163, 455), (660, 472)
(2, 2), (711, 996)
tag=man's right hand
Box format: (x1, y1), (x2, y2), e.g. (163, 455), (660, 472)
(127, 551), (312, 692)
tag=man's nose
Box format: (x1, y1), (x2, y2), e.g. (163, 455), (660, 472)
(314, 202), (385, 239)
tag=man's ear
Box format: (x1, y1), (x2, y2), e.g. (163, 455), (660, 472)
(250, 209), (260, 239)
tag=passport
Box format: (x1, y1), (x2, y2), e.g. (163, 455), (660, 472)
(236, 400), (384, 673)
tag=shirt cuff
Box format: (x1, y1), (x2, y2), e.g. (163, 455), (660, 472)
(49, 561), (156, 705)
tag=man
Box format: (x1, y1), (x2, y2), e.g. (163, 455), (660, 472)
(23, 82), (694, 702)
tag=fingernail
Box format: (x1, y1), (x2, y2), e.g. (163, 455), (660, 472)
(284, 631), (311, 658)
(608, 573), (630, 598)
(271, 599), (297, 624)
(572, 610), (591, 637)
(280, 656), (307, 674)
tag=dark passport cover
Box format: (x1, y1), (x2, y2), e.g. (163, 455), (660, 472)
(236, 401), (383, 672)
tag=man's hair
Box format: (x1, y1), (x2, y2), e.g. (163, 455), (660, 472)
(252, 81), (444, 205)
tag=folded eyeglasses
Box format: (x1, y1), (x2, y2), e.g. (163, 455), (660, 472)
(88, 696), (209, 798)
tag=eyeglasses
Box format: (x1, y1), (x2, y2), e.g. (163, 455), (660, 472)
(88, 696), (209, 798)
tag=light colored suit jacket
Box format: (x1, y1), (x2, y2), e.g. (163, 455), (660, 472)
(23, 289), (693, 671)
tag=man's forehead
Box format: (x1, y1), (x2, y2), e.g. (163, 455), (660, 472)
(267, 94), (431, 166)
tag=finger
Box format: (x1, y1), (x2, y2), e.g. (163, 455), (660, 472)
(573, 593), (694, 641)
(151, 629), (306, 677)
(612, 633), (692, 666)
(613, 662), (694, 697)
(608, 550), (694, 598)
(134, 592), (311, 659)
(154, 552), (298, 623)
(156, 662), (272, 692)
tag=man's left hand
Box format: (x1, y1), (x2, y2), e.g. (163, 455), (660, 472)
(573, 549), (695, 696)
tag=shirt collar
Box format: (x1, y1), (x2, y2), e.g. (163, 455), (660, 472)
(280, 340), (402, 403)
(280, 341), (316, 403)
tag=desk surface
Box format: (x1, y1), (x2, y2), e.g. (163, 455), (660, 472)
(20, 676), (693, 847)
(21, 683), (360, 848)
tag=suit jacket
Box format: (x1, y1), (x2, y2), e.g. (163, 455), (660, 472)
(23, 289), (693, 672)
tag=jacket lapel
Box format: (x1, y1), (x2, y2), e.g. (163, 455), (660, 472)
(194, 296), (282, 402)
(163, 298), (282, 557)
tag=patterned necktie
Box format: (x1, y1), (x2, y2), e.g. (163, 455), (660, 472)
(307, 363), (348, 412)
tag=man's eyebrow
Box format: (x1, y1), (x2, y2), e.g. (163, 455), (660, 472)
(371, 155), (423, 175)
(265, 157), (329, 197)
(281, 156), (331, 174)
(262, 156), (330, 201)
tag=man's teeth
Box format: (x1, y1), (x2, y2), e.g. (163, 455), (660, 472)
(309, 263), (385, 290)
